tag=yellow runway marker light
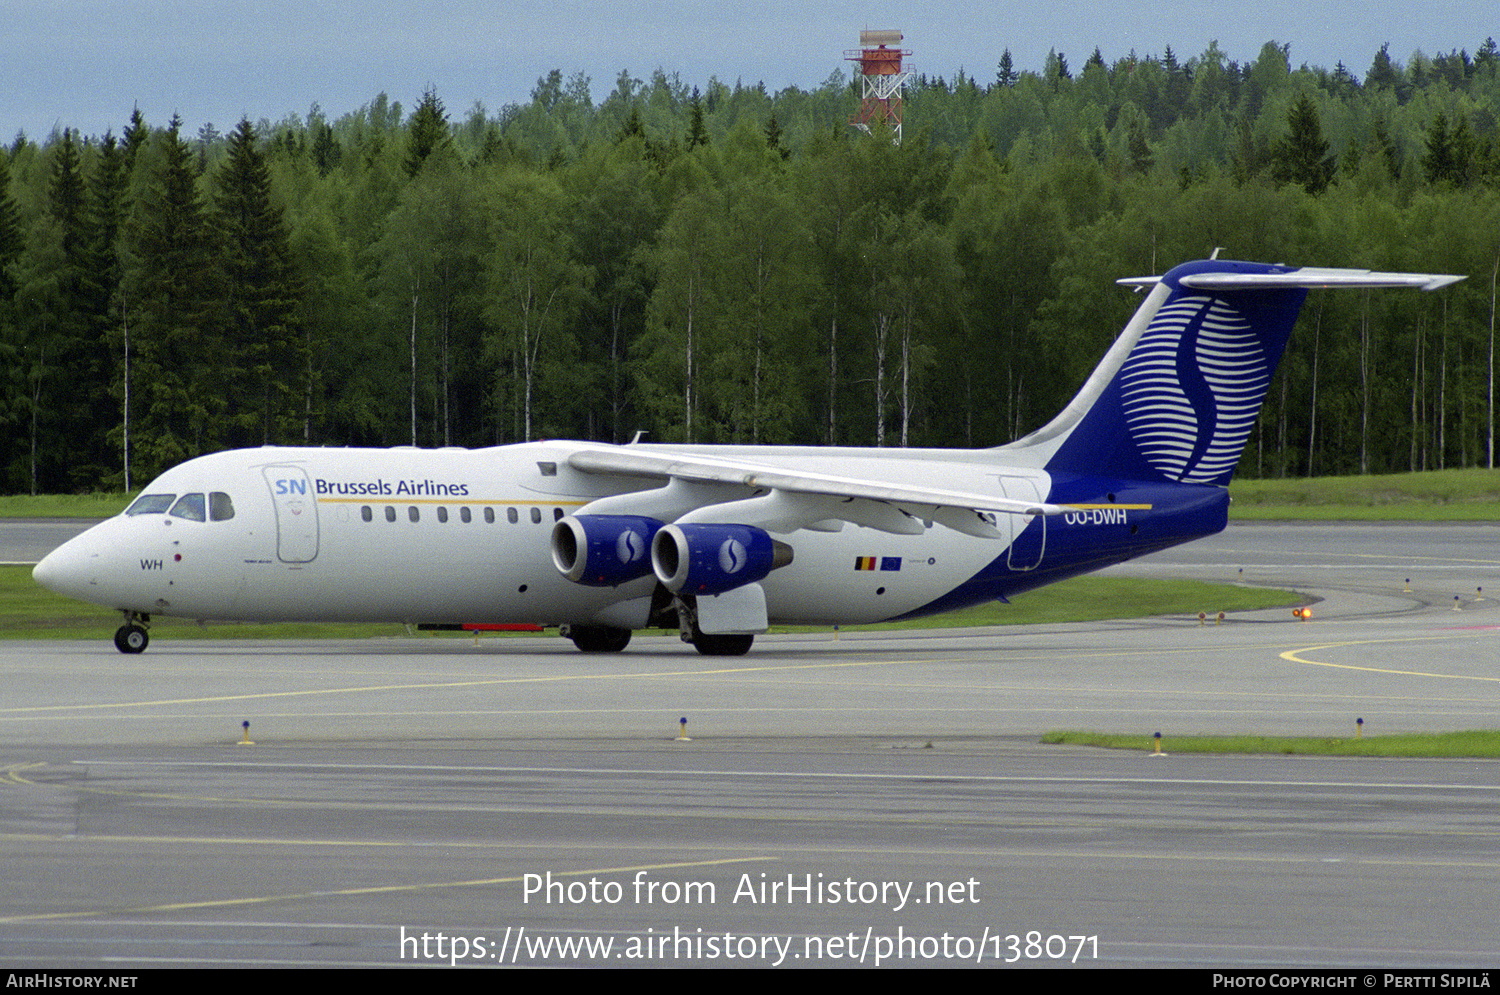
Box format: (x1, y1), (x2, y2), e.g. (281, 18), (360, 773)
(675, 717), (691, 742)
(236, 720), (255, 746)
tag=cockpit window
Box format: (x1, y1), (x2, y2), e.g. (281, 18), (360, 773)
(125, 494), (176, 516)
(209, 492), (235, 521)
(169, 493), (207, 522)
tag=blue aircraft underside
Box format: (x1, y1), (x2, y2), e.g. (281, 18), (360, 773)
(898, 478), (1229, 619)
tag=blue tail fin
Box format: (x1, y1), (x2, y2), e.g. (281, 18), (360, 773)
(1009, 259), (1459, 487)
(1056, 259), (1305, 485)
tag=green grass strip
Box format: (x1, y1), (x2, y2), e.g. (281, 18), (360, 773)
(0, 494), (132, 519)
(1228, 467), (1500, 520)
(1043, 729), (1500, 758)
(774, 576), (1295, 631)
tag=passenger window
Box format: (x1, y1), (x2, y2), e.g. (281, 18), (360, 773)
(361, 506), (373, 522)
(437, 507), (448, 523)
(507, 508), (518, 524)
(385, 506), (396, 522)
(209, 492), (235, 521)
(126, 494), (176, 516)
(484, 507), (495, 524)
(530, 507), (541, 524)
(408, 506), (420, 523)
(553, 507), (564, 521)
(169, 493), (207, 522)
(460, 507), (471, 523)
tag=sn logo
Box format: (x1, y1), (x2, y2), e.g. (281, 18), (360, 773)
(274, 478), (307, 495)
(616, 529), (645, 565)
(718, 539), (747, 574)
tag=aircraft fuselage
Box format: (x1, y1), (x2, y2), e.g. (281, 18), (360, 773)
(34, 442), (1224, 630)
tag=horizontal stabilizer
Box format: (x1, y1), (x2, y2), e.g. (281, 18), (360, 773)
(1120, 267), (1465, 292)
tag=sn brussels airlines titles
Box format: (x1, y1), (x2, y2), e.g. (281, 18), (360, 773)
(304, 477), (471, 498)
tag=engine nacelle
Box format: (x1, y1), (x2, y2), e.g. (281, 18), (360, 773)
(651, 523), (794, 596)
(551, 515), (664, 587)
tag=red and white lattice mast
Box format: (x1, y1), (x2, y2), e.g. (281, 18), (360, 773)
(845, 29), (912, 144)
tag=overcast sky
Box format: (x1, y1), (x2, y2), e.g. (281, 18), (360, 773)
(10, 0), (1495, 142)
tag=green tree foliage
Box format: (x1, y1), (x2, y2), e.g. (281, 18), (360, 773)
(405, 87), (451, 178)
(996, 50), (1017, 88)
(483, 168), (587, 442)
(1273, 93), (1336, 194)
(638, 182), (724, 443)
(0, 152), (20, 490)
(1367, 43), (1406, 96)
(128, 116), (225, 478)
(215, 119), (303, 446)
(1422, 112), (1478, 186)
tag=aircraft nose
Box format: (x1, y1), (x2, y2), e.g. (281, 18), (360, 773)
(31, 553), (56, 590)
(32, 537), (96, 600)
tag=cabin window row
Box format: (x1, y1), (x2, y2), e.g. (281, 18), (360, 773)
(359, 505), (566, 525)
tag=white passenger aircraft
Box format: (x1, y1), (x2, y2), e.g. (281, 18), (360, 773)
(35, 259), (1461, 655)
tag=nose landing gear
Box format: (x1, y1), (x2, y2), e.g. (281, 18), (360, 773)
(114, 612), (150, 654)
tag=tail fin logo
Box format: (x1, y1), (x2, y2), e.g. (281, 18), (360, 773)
(1119, 295), (1269, 484)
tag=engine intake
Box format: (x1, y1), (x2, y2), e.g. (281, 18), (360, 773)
(651, 523), (794, 595)
(551, 515), (664, 587)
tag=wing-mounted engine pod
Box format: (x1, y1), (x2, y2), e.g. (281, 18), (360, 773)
(551, 515), (665, 587)
(652, 523), (795, 595)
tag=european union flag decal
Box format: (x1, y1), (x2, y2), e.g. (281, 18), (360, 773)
(857, 556), (903, 571)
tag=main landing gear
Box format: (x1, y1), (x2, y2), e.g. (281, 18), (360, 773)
(687, 629), (754, 657)
(675, 597), (754, 657)
(561, 621), (753, 656)
(565, 624), (632, 653)
(114, 612), (150, 654)
(562, 591), (757, 657)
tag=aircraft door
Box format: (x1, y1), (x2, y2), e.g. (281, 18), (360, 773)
(999, 476), (1044, 570)
(261, 466), (320, 563)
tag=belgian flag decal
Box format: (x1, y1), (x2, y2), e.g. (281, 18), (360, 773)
(855, 557), (902, 571)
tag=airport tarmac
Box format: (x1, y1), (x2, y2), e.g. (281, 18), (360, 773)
(1, 522), (1498, 968)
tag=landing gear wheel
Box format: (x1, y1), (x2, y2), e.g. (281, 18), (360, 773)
(691, 632), (754, 657)
(114, 624), (149, 654)
(568, 625), (632, 653)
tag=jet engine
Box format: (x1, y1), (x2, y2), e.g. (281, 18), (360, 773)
(651, 523), (794, 596)
(551, 515), (664, 587)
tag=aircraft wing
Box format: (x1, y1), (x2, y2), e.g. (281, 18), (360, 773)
(566, 447), (1069, 539)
